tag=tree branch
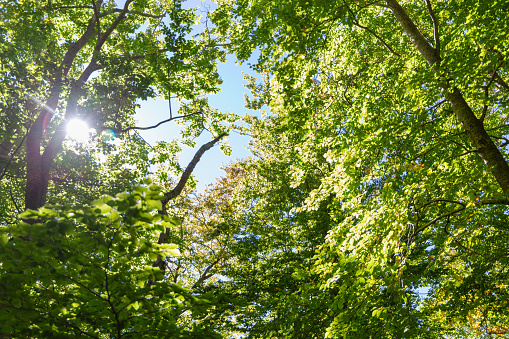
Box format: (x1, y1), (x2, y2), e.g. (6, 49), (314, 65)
(0, 131), (28, 182)
(203, 42), (234, 48)
(385, 0), (509, 197)
(424, 0), (440, 57)
(45, 5), (94, 10)
(117, 112), (202, 134)
(414, 206), (465, 235)
(494, 72), (509, 92)
(91, 0), (102, 38)
(95, 0), (133, 51)
(192, 257), (222, 289)
(481, 61), (504, 122)
(42, 59), (102, 173)
(443, 216), (481, 256)
(161, 133), (228, 208)
(102, 8), (166, 19)
(416, 199), (466, 210)
(343, 1), (400, 57)
(385, 0), (439, 67)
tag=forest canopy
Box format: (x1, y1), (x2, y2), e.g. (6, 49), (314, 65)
(1, 0), (509, 338)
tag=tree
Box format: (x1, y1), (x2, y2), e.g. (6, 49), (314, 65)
(210, 0), (509, 337)
(201, 115), (338, 338)
(0, 0), (233, 218)
(0, 0), (236, 336)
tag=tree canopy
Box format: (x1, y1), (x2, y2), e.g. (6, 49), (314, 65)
(2, 0), (509, 338)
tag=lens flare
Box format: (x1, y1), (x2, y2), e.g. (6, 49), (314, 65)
(100, 129), (117, 143)
(67, 119), (90, 142)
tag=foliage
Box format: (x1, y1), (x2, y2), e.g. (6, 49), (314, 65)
(200, 117), (336, 338)
(209, 0), (509, 337)
(0, 181), (222, 338)
(0, 0), (235, 216)
(3, 0), (509, 337)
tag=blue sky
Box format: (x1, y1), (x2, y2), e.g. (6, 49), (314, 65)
(132, 0), (261, 191)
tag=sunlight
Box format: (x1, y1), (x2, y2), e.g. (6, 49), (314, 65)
(66, 119), (92, 143)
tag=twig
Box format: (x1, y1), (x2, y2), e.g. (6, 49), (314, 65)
(117, 112), (201, 134)
(424, 0), (440, 57)
(414, 206), (465, 235)
(343, 0), (401, 57)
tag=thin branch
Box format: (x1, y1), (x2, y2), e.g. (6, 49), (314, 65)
(10, 187), (21, 213)
(45, 5), (94, 10)
(203, 42), (234, 48)
(0, 131), (28, 182)
(414, 206), (465, 235)
(444, 149), (479, 160)
(343, 1), (401, 57)
(96, 0), (133, 50)
(91, 0), (102, 38)
(443, 216), (481, 256)
(192, 257), (222, 288)
(481, 60), (504, 122)
(118, 112), (201, 133)
(479, 198), (509, 205)
(486, 123), (509, 132)
(130, 48), (169, 61)
(416, 199), (466, 210)
(424, 0), (440, 56)
(494, 72), (509, 92)
(100, 8), (166, 19)
(428, 98), (446, 110)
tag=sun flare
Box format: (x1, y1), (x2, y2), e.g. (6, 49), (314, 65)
(66, 119), (91, 143)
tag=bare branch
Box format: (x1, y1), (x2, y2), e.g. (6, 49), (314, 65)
(162, 133), (228, 208)
(192, 257), (222, 289)
(118, 112), (202, 134)
(100, 8), (165, 19)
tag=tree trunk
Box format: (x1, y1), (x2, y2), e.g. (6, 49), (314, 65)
(385, 0), (509, 196)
